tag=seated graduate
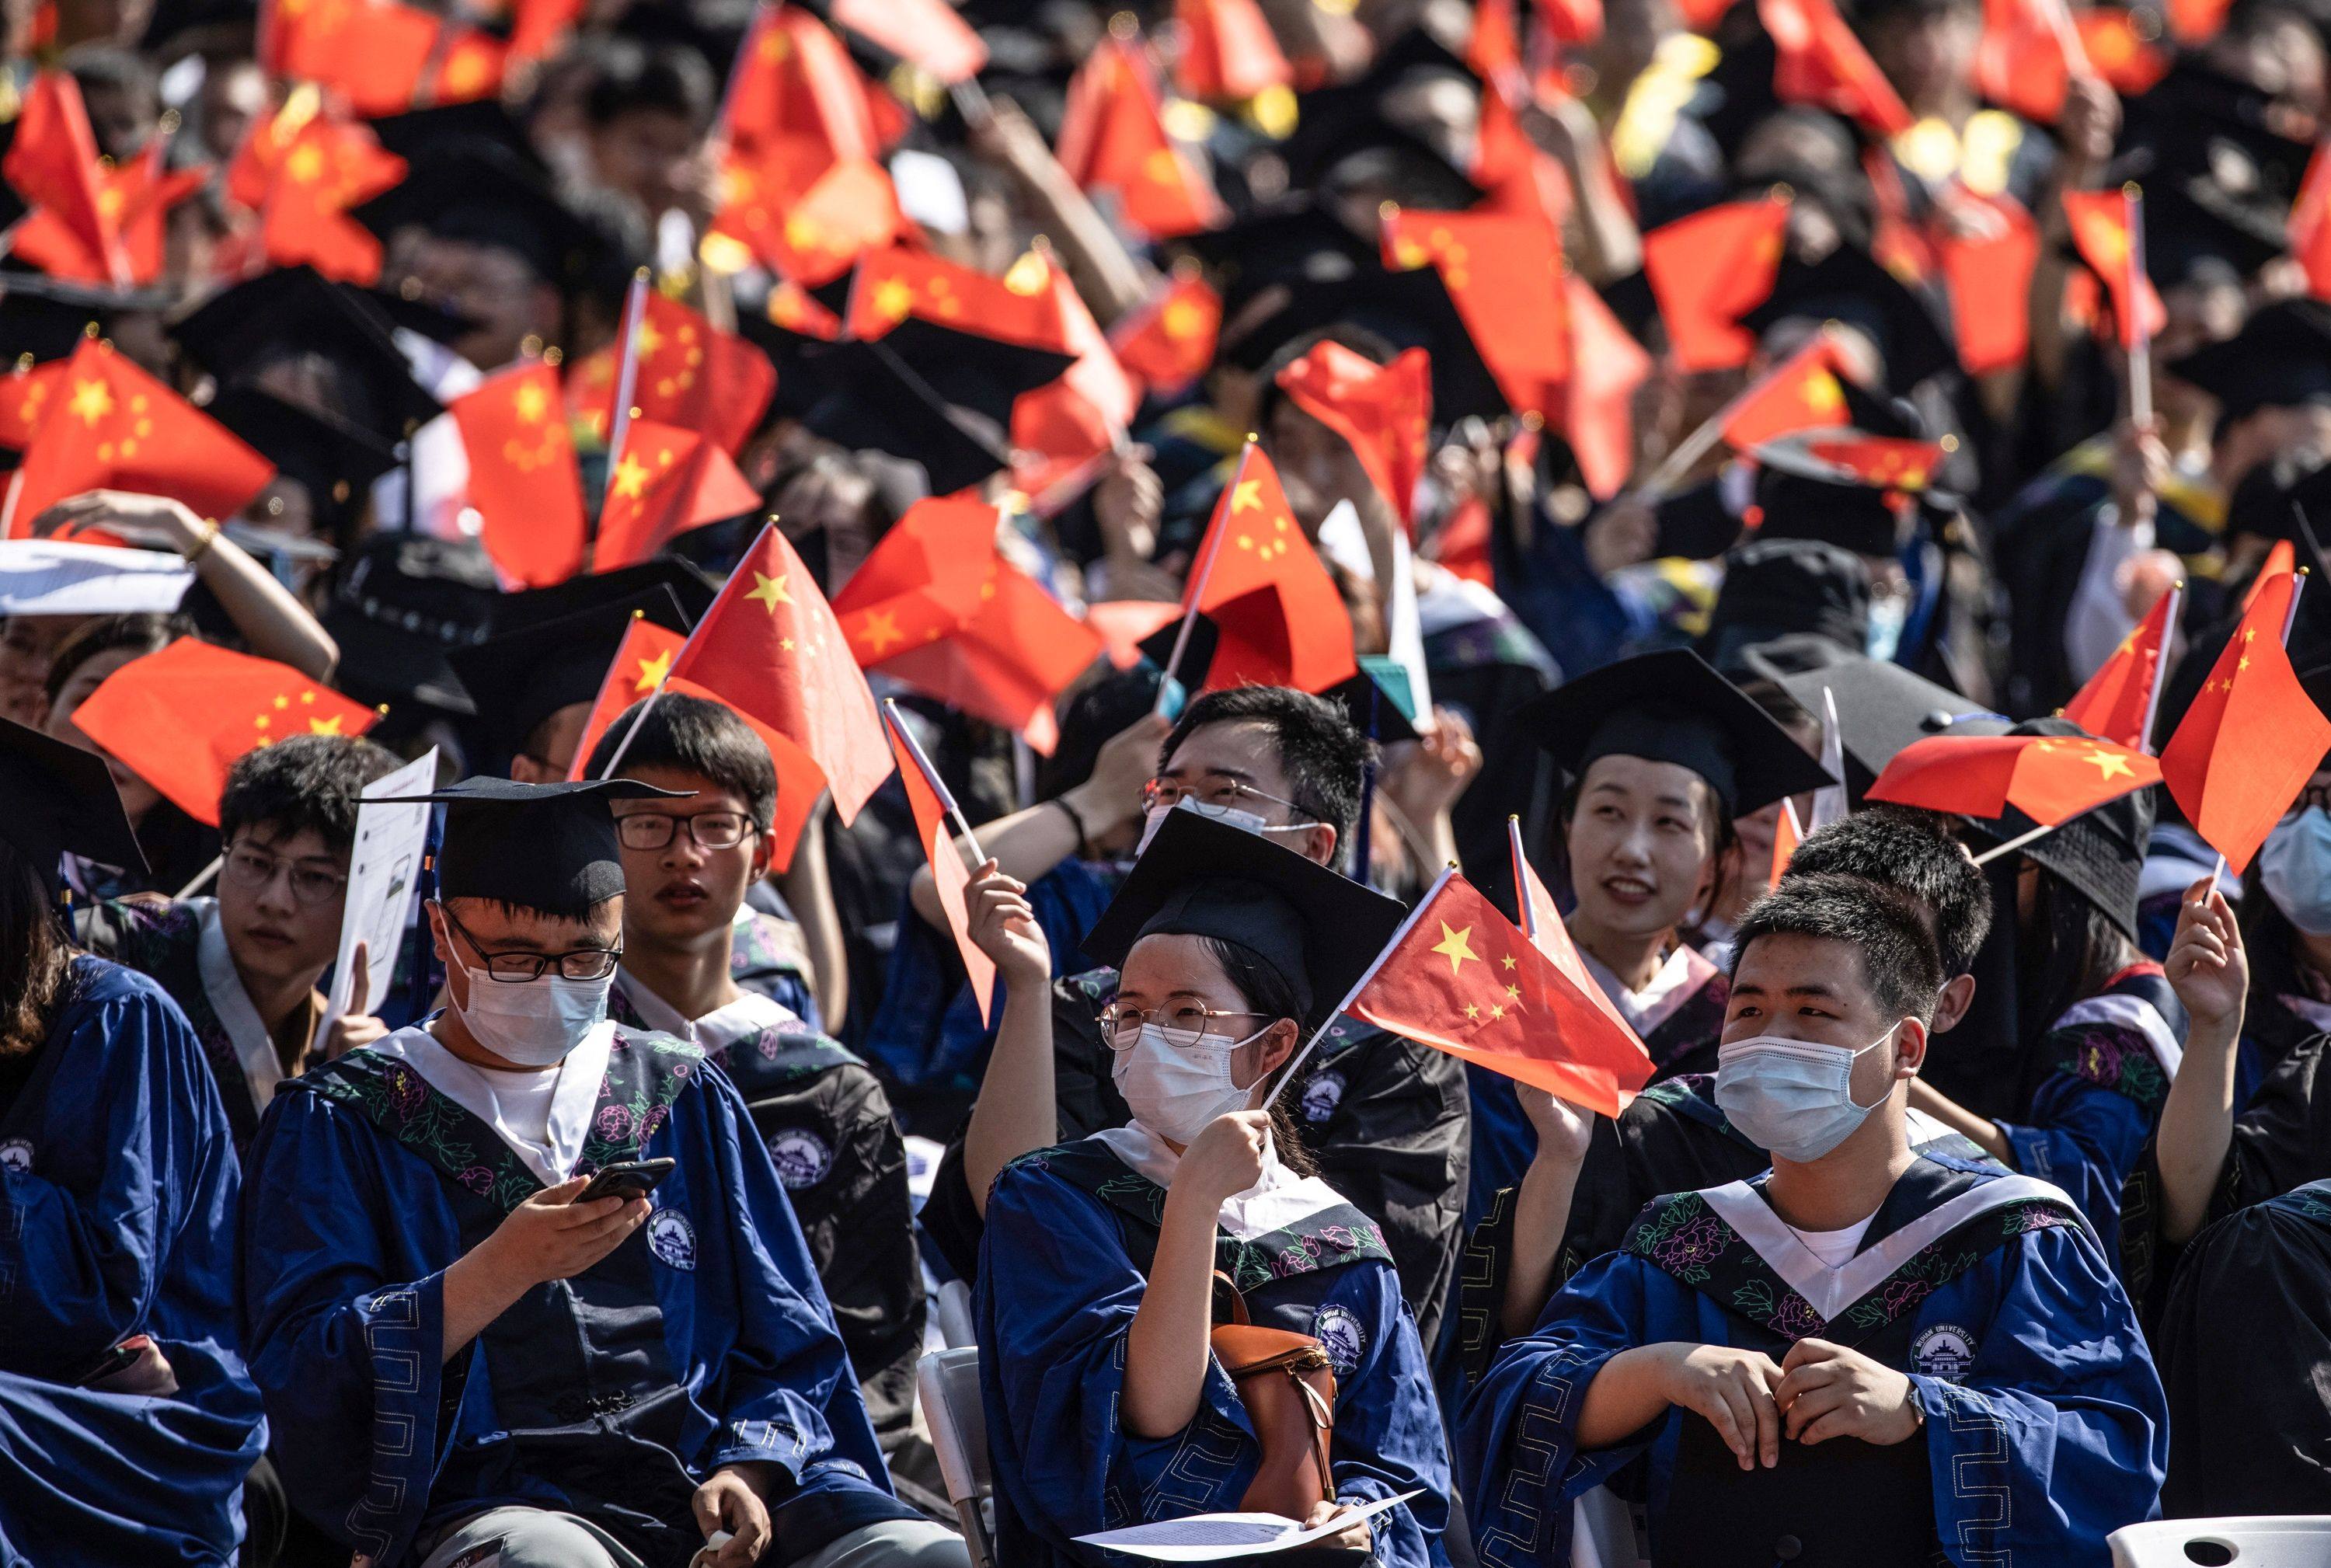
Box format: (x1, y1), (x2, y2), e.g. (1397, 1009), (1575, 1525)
(75, 732), (402, 1153)
(0, 718), (267, 1565)
(586, 695), (925, 1451)
(976, 809), (1451, 1568)
(1459, 807), (2006, 1376)
(1466, 650), (1834, 1222)
(1460, 873), (2167, 1568)
(238, 775), (965, 1568)
(1901, 722), (2185, 1280)
(926, 685), (1472, 1351)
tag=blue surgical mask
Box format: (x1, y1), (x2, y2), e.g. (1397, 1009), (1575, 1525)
(1866, 594), (1908, 663)
(1713, 1023), (1899, 1162)
(2262, 808), (2331, 936)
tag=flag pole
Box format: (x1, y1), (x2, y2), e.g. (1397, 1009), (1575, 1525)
(1971, 821), (2059, 867)
(1632, 322), (1840, 504)
(2138, 580), (2183, 756)
(597, 513), (726, 781)
(1507, 814), (1537, 940)
(2124, 183), (2152, 430)
(1152, 439), (1255, 716)
(1262, 866), (1457, 1110)
(883, 699), (988, 866)
(174, 853), (224, 899)
(605, 268), (651, 473)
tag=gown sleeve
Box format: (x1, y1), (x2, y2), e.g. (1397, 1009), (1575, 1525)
(1911, 1219), (2168, 1562)
(1457, 1252), (1660, 1568)
(236, 1086), (462, 1565)
(974, 1159), (1260, 1552)
(1995, 1052), (2160, 1267)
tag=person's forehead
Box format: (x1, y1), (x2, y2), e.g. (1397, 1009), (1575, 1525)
(447, 896), (618, 946)
(238, 821), (343, 862)
(1734, 931), (1868, 994)
(1120, 931), (1235, 993)
(1580, 752), (1709, 807)
(611, 767), (742, 814)
(1163, 719), (1286, 779)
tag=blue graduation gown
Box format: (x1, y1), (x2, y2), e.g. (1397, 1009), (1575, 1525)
(1459, 1155), (2166, 1567)
(0, 957), (267, 1566)
(1995, 967), (2186, 1279)
(239, 1023), (912, 1568)
(977, 1135), (1454, 1568)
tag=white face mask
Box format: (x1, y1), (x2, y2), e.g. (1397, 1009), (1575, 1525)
(1113, 1021), (1266, 1144)
(2262, 808), (2331, 936)
(1713, 1023), (1899, 1163)
(1134, 795), (1315, 857)
(451, 962), (611, 1067)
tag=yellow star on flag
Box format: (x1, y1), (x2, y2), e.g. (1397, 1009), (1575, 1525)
(860, 608), (903, 656)
(308, 715), (344, 734)
(747, 572), (793, 612)
(635, 319), (665, 359)
(1500, 954), (1515, 970)
(1489, 1003), (1506, 1021)
(1464, 1003), (1480, 1019)
(610, 454), (649, 500)
(1431, 922), (1479, 976)
(634, 650), (672, 692)
(68, 377), (113, 427)
(1231, 479), (1263, 513)
(513, 380), (549, 423)
(2083, 748), (2134, 780)
(870, 277), (914, 324)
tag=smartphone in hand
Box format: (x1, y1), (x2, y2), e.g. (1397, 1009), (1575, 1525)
(575, 1159), (676, 1204)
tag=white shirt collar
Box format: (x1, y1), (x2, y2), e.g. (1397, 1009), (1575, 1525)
(193, 897), (289, 1109)
(1582, 942), (1720, 1035)
(615, 968), (800, 1051)
(371, 1019), (615, 1185)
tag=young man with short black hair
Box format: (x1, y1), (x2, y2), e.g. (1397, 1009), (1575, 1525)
(587, 693), (925, 1450)
(1462, 873), (2168, 1566)
(78, 732), (401, 1152)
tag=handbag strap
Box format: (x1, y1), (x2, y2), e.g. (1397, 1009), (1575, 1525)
(1211, 1268), (1252, 1326)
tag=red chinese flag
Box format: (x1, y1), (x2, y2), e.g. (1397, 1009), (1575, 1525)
(5, 340), (275, 535)
(593, 419), (762, 572)
(1937, 197), (2040, 375)
(70, 639), (376, 825)
(713, 152), (904, 289)
(1721, 333), (1855, 451)
(2159, 571), (2331, 874)
(1510, 823), (1643, 1044)
(566, 616), (819, 873)
(844, 246), (1071, 351)
(1009, 250), (1141, 497)
(2246, 542), (2298, 613)
(2063, 190), (2168, 348)
(508, 0), (584, 61)
(0, 360), (68, 448)
(450, 361), (586, 588)
(666, 524), (894, 823)
(1181, 445), (1358, 694)
(829, 0), (988, 83)
(1468, 0), (1524, 80)
(277, 0), (504, 117)
(884, 706), (997, 1022)
(1087, 600), (1186, 669)
(1563, 274), (1656, 498)
(1274, 340), (1432, 528)
(831, 495), (992, 657)
(1867, 731), (2161, 826)
(566, 293), (775, 455)
(1350, 872), (1653, 1117)
(1761, 0), (1916, 137)
(1174, 0), (1294, 99)
(5, 72), (125, 285)
(1536, 0), (1606, 47)
(1382, 205), (1570, 415)
(14, 145), (206, 285)
(2075, 8), (2168, 93)
(2294, 142), (2331, 305)
(1975, 0), (2089, 123)
(1110, 272), (1221, 395)
(1643, 196), (1790, 374)
(1797, 434), (1948, 488)
(2061, 582), (2177, 751)
(2166, 0), (2232, 42)
(720, 5), (897, 162)
(1768, 797), (1804, 890)
(229, 103), (407, 285)
(1054, 37), (1226, 240)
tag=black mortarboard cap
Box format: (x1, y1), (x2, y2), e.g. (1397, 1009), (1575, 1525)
(2143, 179), (2290, 287)
(2124, 57), (2315, 206)
(1761, 650), (2006, 794)
(1975, 717), (2153, 939)
(0, 271), (157, 366)
(321, 533), (503, 716)
(375, 775), (687, 910)
(793, 334), (1065, 494)
(173, 267), (442, 438)
(1737, 242), (1960, 395)
(204, 385), (399, 535)
(1082, 808), (1406, 1028)
(362, 99), (543, 169)
(0, 716), (145, 887)
(2169, 298), (2331, 427)
(1231, 260), (1507, 421)
(491, 558), (718, 633)
(1750, 430), (1947, 558)
(1699, 536), (1872, 676)
(1522, 646), (1836, 816)
(1281, 27), (1483, 197)
(451, 590), (688, 756)
(1172, 200), (1376, 322)
(350, 143), (598, 288)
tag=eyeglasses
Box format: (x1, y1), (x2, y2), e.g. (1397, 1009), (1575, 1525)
(1140, 775), (1320, 822)
(1098, 1002), (1270, 1051)
(223, 842), (349, 908)
(437, 902), (622, 982)
(613, 810), (757, 852)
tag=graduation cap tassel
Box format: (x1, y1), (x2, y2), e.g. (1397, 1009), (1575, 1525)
(1260, 865), (1456, 1111)
(1152, 440), (1257, 718)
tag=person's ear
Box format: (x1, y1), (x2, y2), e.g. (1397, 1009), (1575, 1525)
(1931, 974), (1977, 1034)
(1255, 1017), (1300, 1079)
(751, 824), (776, 880)
(1893, 1017), (1929, 1081)
(1303, 823), (1340, 869)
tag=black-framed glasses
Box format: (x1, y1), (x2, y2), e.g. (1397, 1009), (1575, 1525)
(613, 810), (756, 852)
(437, 901), (622, 982)
(1097, 1002), (1270, 1051)
(222, 841), (349, 908)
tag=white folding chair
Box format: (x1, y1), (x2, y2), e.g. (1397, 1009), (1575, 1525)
(2109, 1517), (2331, 1566)
(932, 1277), (977, 1350)
(1571, 1486), (1646, 1568)
(916, 1347), (995, 1568)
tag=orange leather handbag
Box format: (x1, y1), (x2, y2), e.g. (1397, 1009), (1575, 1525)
(1209, 1271), (1337, 1520)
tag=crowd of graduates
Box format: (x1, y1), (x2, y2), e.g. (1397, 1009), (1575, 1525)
(18, 0), (2331, 1562)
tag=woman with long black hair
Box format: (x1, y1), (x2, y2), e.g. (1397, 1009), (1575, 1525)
(0, 716), (266, 1563)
